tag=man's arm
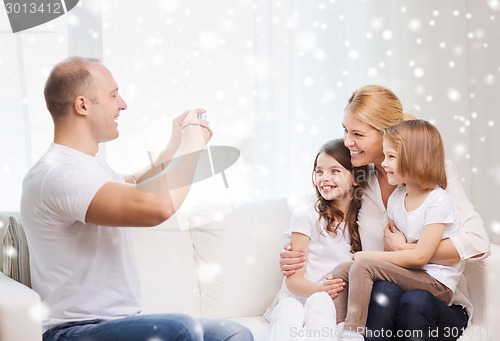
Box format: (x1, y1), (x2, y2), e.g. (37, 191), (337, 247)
(124, 109), (205, 184)
(86, 110), (212, 227)
(85, 184), (175, 226)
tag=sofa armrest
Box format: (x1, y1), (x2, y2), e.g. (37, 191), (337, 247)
(483, 243), (500, 340)
(462, 243), (500, 340)
(0, 272), (42, 341)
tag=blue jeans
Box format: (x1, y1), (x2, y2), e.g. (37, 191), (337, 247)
(43, 314), (254, 341)
(366, 281), (468, 341)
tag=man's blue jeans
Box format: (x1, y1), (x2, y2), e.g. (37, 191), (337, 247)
(42, 313), (254, 341)
(366, 281), (468, 341)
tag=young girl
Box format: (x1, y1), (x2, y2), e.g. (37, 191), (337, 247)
(268, 139), (366, 341)
(332, 119), (464, 341)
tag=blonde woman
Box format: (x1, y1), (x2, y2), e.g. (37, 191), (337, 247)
(334, 119), (463, 340)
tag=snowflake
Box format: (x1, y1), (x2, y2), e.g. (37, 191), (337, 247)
(408, 19), (421, 31)
(4, 245), (17, 258)
(199, 31), (220, 51)
(414, 68), (424, 78)
(368, 67), (378, 78)
(197, 262), (223, 283)
(297, 32), (317, 51)
(303, 77), (314, 87)
(373, 292), (390, 307)
(447, 88), (461, 102)
(488, 0), (500, 10)
(490, 221), (500, 235)
(382, 30), (392, 40)
(348, 50), (359, 60)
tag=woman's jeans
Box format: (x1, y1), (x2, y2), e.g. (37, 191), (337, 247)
(43, 313), (254, 341)
(366, 281), (469, 341)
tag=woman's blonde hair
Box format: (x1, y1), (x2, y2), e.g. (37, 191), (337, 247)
(345, 85), (414, 131)
(384, 120), (447, 190)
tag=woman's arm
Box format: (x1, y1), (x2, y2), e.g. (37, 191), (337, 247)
(280, 241), (346, 298)
(279, 243), (305, 276)
(356, 223), (446, 268)
(384, 161), (490, 263)
(285, 233), (323, 297)
(384, 225), (460, 265)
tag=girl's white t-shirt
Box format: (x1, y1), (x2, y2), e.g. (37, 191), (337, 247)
(387, 186), (464, 292)
(279, 203), (353, 304)
(357, 161), (490, 323)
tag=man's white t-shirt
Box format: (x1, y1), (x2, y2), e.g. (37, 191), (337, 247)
(278, 203), (353, 304)
(21, 143), (141, 332)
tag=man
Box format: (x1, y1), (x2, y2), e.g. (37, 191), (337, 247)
(21, 57), (253, 341)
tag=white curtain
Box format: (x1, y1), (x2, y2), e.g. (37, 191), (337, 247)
(1, 0), (499, 242)
(0, 0), (103, 211)
(252, 0), (500, 243)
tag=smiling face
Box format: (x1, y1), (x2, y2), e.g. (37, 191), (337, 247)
(342, 112), (384, 167)
(86, 64), (127, 143)
(314, 152), (356, 205)
(381, 138), (405, 186)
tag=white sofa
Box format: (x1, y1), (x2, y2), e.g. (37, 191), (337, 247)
(1, 198), (499, 341)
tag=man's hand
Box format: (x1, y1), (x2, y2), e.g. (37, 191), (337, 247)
(279, 242), (305, 277)
(384, 224), (408, 251)
(321, 276), (346, 299)
(167, 110), (192, 151)
(180, 109), (213, 148)
(130, 109), (208, 184)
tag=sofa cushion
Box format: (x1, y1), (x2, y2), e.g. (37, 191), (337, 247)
(230, 316), (271, 341)
(132, 228), (201, 317)
(190, 198), (292, 319)
(2, 215), (31, 288)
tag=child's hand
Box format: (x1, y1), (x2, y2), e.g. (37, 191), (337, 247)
(352, 251), (369, 261)
(387, 222), (394, 233)
(321, 277), (346, 299)
(384, 224), (407, 251)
